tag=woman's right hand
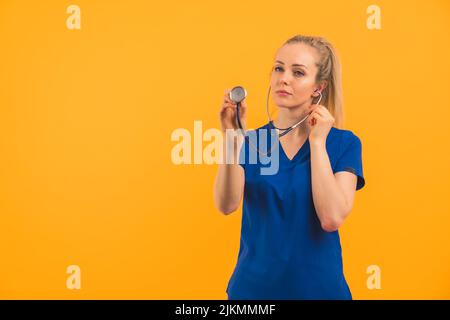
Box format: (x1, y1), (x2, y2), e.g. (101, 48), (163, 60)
(219, 88), (247, 132)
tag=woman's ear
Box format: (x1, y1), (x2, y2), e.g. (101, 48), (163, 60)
(319, 80), (328, 92)
(314, 81), (328, 96)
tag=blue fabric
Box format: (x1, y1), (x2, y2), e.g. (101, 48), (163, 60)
(226, 123), (365, 300)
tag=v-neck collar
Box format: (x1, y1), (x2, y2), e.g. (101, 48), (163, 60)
(261, 122), (310, 164)
(278, 136), (310, 163)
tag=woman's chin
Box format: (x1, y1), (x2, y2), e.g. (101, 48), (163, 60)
(275, 103), (296, 109)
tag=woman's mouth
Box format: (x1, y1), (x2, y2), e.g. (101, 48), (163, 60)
(276, 91), (291, 96)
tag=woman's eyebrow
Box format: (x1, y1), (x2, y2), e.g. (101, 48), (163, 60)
(275, 60), (308, 69)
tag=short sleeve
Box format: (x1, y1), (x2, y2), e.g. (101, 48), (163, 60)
(333, 132), (366, 191)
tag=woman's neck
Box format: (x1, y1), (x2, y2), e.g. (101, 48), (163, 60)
(273, 105), (311, 138)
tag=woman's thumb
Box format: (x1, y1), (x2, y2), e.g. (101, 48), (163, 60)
(241, 100), (247, 107)
(240, 100), (247, 117)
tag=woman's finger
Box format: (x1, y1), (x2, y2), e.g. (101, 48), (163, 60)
(220, 102), (233, 110)
(309, 111), (323, 125)
(309, 103), (320, 111)
(309, 111), (324, 122)
(239, 102), (246, 118)
(221, 105), (236, 113)
(313, 107), (325, 115)
(224, 98), (236, 105)
(225, 101), (237, 108)
(312, 108), (326, 117)
(240, 100), (247, 110)
(224, 92), (236, 104)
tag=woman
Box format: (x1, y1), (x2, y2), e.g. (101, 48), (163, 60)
(213, 34), (365, 300)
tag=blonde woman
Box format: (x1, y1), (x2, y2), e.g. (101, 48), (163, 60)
(214, 35), (365, 299)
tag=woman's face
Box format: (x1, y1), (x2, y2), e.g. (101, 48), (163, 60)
(270, 43), (325, 109)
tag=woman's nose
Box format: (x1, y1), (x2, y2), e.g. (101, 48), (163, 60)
(278, 78), (289, 86)
(278, 73), (290, 84)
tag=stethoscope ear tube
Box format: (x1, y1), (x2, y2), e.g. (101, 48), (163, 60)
(267, 86), (323, 135)
(231, 85), (323, 135)
(229, 85), (323, 155)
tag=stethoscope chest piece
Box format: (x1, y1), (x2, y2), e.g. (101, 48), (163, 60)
(229, 86), (247, 103)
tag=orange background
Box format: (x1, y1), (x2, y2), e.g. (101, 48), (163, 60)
(0, 0), (449, 299)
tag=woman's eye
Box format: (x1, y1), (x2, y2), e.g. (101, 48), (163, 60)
(274, 67), (303, 76)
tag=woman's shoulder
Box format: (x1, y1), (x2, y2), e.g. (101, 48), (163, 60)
(329, 127), (362, 150)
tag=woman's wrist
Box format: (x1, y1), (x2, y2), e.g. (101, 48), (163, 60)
(221, 130), (244, 164)
(309, 138), (326, 149)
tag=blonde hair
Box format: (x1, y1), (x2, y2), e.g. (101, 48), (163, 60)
(279, 34), (345, 129)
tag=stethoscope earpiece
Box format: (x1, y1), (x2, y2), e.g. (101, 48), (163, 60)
(313, 89), (323, 105)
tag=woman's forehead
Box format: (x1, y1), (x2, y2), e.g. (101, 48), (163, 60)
(275, 43), (319, 68)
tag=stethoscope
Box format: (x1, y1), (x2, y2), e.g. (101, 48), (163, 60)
(229, 85), (323, 156)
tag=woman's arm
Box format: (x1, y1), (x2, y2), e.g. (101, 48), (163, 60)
(309, 140), (357, 232)
(213, 133), (245, 215)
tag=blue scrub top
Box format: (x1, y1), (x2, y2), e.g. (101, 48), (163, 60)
(226, 122), (365, 300)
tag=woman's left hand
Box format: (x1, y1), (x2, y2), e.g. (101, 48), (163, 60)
(307, 105), (335, 143)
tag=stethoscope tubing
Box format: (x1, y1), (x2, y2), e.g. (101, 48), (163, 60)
(232, 87), (323, 156)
